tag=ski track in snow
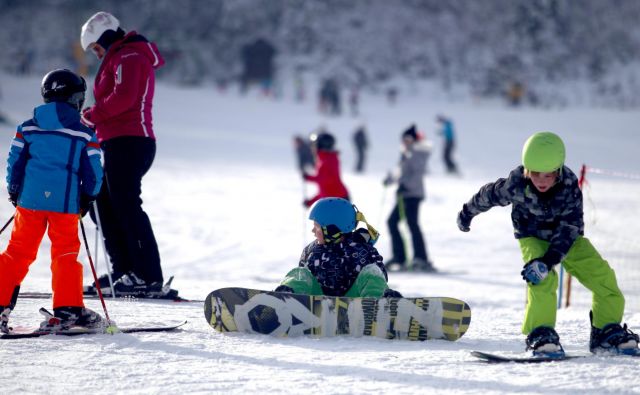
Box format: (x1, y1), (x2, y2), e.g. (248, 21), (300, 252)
(0, 74), (639, 394)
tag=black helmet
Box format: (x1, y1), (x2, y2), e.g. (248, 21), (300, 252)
(41, 69), (87, 111)
(310, 132), (336, 151)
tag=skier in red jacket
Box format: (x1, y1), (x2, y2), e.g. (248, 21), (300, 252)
(303, 131), (350, 208)
(80, 11), (167, 297)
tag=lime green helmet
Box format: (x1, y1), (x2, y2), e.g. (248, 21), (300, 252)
(521, 132), (566, 172)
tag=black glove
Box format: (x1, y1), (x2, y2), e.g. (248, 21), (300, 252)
(456, 205), (473, 232)
(538, 249), (562, 269)
(383, 288), (403, 298)
(382, 173), (393, 187)
(274, 285), (294, 294)
(79, 194), (96, 217)
(8, 192), (18, 207)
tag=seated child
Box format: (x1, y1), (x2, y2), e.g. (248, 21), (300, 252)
(276, 197), (401, 298)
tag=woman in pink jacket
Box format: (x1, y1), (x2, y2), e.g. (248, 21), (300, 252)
(80, 12), (166, 297)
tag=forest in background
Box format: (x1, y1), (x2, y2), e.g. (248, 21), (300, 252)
(1, 0), (640, 108)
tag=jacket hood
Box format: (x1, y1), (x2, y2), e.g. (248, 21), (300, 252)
(33, 102), (80, 129)
(109, 31), (165, 69)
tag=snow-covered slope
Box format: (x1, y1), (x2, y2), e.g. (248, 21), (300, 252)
(0, 73), (639, 394)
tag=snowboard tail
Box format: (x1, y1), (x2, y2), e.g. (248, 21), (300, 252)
(204, 287), (471, 341)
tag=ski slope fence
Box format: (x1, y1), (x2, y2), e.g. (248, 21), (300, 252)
(562, 165), (640, 313)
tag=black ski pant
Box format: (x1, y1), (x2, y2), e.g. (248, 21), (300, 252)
(443, 140), (458, 173)
(96, 136), (162, 283)
(355, 146), (366, 173)
(387, 196), (428, 263)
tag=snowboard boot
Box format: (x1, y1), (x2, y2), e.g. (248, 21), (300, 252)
(411, 258), (437, 273)
(589, 312), (639, 354)
(39, 307), (104, 331)
(112, 272), (163, 297)
(0, 306), (11, 334)
(526, 326), (565, 357)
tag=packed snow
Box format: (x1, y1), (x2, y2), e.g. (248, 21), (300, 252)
(0, 73), (639, 394)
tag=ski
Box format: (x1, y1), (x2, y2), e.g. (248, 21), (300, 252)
(18, 291), (200, 303)
(1, 320), (187, 339)
(471, 348), (640, 363)
(470, 350), (581, 363)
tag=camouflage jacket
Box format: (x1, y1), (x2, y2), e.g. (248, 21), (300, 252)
(298, 231), (387, 296)
(463, 165), (584, 262)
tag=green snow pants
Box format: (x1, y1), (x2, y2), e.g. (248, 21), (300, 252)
(519, 236), (625, 335)
(279, 265), (389, 298)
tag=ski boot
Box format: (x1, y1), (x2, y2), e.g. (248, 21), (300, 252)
(0, 306), (11, 334)
(411, 258), (437, 273)
(39, 307), (105, 332)
(84, 271), (124, 295)
(112, 272), (163, 297)
(385, 257), (407, 272)
(526, 326), (565, 358)
(589, 312), (639, 355)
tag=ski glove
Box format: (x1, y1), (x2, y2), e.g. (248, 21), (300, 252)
(79, 194), (96, 218)
(382, 288), (403, 298)
(521, 260), (550, 285)
(8, 192), (17, 207)
(456, 205), (473, 232)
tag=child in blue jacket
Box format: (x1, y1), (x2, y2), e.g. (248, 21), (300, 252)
(0, 69), (104, 334)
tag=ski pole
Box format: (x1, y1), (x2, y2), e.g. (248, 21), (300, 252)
(91, 201), (115, 297)
(80, 218), (118, 334)
(0, 215), (15, 236)
(302, 181), (307, 248)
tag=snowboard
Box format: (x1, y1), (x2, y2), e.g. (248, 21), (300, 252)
(204, 287), (471, 341)
(1, 320), (187, 339)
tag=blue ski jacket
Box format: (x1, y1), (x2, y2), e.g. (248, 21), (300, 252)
(7, 102), (103, 213)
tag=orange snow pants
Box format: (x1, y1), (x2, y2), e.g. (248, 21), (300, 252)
(0, 207), (84, 309)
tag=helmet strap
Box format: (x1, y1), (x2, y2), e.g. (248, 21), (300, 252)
(355, 211), (379, 244)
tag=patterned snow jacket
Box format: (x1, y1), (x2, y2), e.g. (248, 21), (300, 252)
(298, 230), (387, 296)
(462, 165), (583, 263)
(7, 102), (103, 214)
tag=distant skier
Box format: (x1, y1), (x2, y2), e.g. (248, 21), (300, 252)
(436, 115), (459, 174)
(292, 134), (315, 174)
(0, 69), (104, 333)
(302, 130), (350, 208)
(384, 124), (435, 272)
(457, 131), (639, 357)
(352, 124), (368, 173)
(275, 197), (402, 298)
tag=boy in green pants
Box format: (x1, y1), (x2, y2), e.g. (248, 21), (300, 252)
(276, 197), (401, 298)
(456, 131), (638, 356)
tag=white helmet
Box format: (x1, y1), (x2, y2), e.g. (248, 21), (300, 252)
(81, 12), (120, 51)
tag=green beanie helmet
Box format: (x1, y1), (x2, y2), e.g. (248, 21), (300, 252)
(522, 132), (566, 172)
